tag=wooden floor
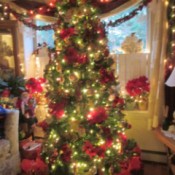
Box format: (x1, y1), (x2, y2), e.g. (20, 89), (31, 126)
(143, 162), (169, 175)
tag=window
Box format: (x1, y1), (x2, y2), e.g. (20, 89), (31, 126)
(36, 20), (55, 49)
(102, 7), (147, 54)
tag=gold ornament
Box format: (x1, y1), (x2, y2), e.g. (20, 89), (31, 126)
(108, 94), (115, 102)
(87, 88), (94, 97)
(38, 94), (47, 105)
(56, 64), (62, 72)
(69, 74), (77, 82)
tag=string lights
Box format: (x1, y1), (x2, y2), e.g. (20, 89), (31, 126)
(165, 0), (175, 76)
(0, 0), (152, 30)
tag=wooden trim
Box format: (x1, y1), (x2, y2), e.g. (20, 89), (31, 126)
(153, 128), (175, 152)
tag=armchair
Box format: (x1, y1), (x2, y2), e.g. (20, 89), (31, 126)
(0, 109), (20, 175)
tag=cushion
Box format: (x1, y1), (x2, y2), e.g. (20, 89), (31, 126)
(0, 139), (10, 161)
(0, 106), (7, 139)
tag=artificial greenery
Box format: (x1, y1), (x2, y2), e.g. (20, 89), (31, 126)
(42, 1), (141, 175)
(0, 76), (26, 97)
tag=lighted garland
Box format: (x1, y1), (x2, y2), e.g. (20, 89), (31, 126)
(1, 0), (152, 31)
(164, 0), (175, 78)
(167, 0), (175, 60)
(10, 9), (59, 31)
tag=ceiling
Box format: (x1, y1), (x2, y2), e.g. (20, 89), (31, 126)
(12, 0), (130, 15)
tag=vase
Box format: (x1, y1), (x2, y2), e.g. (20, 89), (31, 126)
(138, 100), (147, 110)
(125, 101), (136, 110)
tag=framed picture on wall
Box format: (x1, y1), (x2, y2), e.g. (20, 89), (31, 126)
(0, 21), (20, 80)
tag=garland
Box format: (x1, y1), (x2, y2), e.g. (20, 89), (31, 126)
(164, 0), (175, 79)
(106, 0), (152, 27)
(10, 9), (59, 31)
(1, 0), (152, 30)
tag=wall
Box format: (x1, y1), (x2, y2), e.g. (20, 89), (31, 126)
(124, 111), (167, 163)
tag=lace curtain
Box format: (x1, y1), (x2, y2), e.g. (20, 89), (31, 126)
(148, 0), (167, 129)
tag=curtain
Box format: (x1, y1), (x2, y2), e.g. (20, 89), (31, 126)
(148, 0), (167, 129)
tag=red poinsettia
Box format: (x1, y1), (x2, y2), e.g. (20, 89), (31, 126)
(94, 146), (106, 158)
(1, 88), (10, 97)
(82, 141), (107, 158)
(60, 27), (75, 40)
(87, 107), (108, 124)
(83, 141), (97, 158)
(64, 47), (88, 65)
(100, 68), (115, 84)
(21, 158), (48, 174)
(49, 102), (65, 119)
(60, 144), (72, 163)
(125, 76), (149, 97)
(26, 77), (46, 93)
(128, 156), (141, 171)
(113, 96), (125, 107)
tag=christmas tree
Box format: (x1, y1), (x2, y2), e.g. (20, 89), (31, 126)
(42, 0), (141, 174)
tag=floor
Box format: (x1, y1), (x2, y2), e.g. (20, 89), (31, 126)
(143, 162), (169, 175)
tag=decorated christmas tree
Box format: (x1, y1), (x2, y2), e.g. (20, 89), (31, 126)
(42, 0), (141, 174)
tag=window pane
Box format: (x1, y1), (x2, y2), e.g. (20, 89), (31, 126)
(36, 20), (55, 49)
(102, 7), (147, 54)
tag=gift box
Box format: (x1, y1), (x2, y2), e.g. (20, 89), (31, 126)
(0, 106), (7, 139)
(20, 140), (42, 160)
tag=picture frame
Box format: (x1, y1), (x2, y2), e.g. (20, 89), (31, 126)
(0, 21), (20, 80)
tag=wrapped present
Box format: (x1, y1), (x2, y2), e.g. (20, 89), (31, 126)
(0, 106), (7, 139)
(20, 141), (42, 160)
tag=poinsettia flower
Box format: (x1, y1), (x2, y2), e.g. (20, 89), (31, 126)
(60, 27), (75, 40)
(128, 156), (141, 171)
(26, 77), (46, 93)
(125, 76), (149, 96)
(100, 68), (115, 84)
(60, 144), (72, 163)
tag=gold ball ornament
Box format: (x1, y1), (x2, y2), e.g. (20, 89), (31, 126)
(69, 74), (78, 82)
(56, 64), (62, 72)
(87, 88), (94, 97)
(58, 77), (64, 84)
(65, 8), (74, 23)
(108, 94), (116, 102)
(38, 94), (47, 105)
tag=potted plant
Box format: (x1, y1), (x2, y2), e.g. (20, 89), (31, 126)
(125, 76), (150, 110)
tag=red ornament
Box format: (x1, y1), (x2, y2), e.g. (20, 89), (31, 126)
(87, 107), (108, 124)
(49, 102), (65, 119)
(100, 68), (115, 84)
